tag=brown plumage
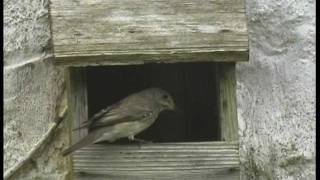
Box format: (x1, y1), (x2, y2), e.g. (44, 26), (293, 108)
(62, 87), (175, 156)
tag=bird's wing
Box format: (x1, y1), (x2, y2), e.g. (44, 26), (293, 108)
(89, 104), (151, 130)
(89, 101), (121, 122)
(72, 101), (122, 131)
(74, 97), (152, 131)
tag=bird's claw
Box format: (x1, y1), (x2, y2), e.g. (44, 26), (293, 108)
(128, 136), (152, 144)
(134, 139), (153, 144)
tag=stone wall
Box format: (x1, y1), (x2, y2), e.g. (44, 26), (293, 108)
(237, 0), (315, 179)
(4, 0), (71, 179)
(4, 0), (315, 179)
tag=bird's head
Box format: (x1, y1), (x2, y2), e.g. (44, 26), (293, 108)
(149, 88), (175, 111)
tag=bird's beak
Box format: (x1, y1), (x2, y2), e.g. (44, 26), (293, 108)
(169, 102), (176, 110)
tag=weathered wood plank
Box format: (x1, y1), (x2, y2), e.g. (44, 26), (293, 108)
(72, 141), (239, 179)
(75, 169), (239, 180)
(50, 0), (248, 66)
(216, 63), (238, 141)
(68, 68), (88, 142)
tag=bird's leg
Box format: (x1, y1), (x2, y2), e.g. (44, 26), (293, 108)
(128, 135), (141, 149)
(128, 135), (152, 144)
(128, 135), (135, 142)
(133, 138), (153, 143)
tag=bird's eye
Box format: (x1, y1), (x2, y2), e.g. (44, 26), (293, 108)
(162, 94), (168, 99)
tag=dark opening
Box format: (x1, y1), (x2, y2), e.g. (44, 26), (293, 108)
(86, 62), (220, 142)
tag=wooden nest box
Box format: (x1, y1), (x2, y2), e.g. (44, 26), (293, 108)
(50, 0), (248, 179)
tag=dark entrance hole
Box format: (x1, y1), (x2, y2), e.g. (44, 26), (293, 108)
(86, 62), (220, 142)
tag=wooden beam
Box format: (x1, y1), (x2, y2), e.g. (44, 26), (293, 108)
(68, 68), (88, 141)
(73, 141), (239, 179)
(216, 63), (238, 141)
(76, 169), (239, 180)
(50, 0), (248, 66)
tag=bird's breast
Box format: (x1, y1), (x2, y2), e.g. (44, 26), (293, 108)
(96, 118), (156, 143)
(115, 119), (154, 135)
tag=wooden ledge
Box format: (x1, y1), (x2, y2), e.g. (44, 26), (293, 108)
(50, 0), (248, 66)
(73, 141), (239, 179)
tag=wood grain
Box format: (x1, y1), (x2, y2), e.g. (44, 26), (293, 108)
(50, 0), (248, 66)
(68, 68), (88, 141)
(216, 63), (238, 141)
(75, 170), (239, 180)
(73, 141), (239, 179)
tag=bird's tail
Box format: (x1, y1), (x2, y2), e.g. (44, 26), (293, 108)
(72, 122), (90, 131)
(62, 129), (104, 156)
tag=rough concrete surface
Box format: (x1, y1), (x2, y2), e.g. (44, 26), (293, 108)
(4, 0), (71, 178)
(4, 0), (52, 66)
(6, 120), (72, 180)
(3, 60), (71, 179)
(237, 0), (315, 179)
(3, 0), (315, 179)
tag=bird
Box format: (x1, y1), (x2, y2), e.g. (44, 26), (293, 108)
(62, 87), (175, 156)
